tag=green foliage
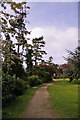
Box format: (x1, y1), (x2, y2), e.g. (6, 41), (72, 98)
(78, 78), (80, 81)
(2, 73), (16, 105)
(43, 71), (52, 82)
(39, 64), (56, 76)
(2, 73), (27, 106)
(13, 79), (26, 96)
(28, 75), (41, 86)
(72, 78), (80, 84)
(37, 69), (52, 83)
(1, 2), (30, 79)
(65, 67), (74, 82)
(32, 66), (53, 83)
(25, 47), (33, 74)
(65, 47), (80, 80)
(32, 36), (47, 66)
(10, 58), (24, 79)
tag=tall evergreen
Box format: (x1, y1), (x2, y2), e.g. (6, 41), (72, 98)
(32, 36), (47, 66)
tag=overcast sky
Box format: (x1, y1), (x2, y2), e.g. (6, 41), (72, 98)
(26, 2), (78, 65)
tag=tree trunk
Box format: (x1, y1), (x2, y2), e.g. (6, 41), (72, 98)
(35, 57), (37, 66)
(17, 44), (20, 57)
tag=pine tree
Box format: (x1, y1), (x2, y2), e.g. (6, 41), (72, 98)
(32, 36), (47, 66)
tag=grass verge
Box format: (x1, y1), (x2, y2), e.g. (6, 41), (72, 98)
(2, 87), (36, 119)
(48, 80), (78, 118)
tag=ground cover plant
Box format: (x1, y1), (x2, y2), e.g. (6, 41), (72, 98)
(48, 79), (78, 118)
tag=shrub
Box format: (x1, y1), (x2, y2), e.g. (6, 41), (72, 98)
(2, 73), (16, 105)
(37, 70), (52, 83)
(2, 73), (26, 106)
(37, 79), (43, 85)
(22, 79), (28, 88)
(43, 72), (52, 82)
(72, 78), (80, 84)
(78, 78), (80, 84)
(28, 75), (40, 86)
(13, 79), (26, 96)
(78, 78), (80, 82)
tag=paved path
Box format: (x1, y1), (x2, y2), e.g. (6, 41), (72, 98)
(21, 83), (57, 118)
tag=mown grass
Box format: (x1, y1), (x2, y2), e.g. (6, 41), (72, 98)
(48, 79), (78, 118)
(2, 87), (37, 119)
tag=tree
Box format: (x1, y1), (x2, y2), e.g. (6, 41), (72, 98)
(39, 64), (56, 76)
(25, 44), (33, 75)
(46, 56), (53, 65)
(2, 37), (15, 74)
(32, 36), (47, 66)
(8, 2), (30, 58)
(0, 2), (30, 78)
(60, 63), (70, 79)
(64, 47), (80, 81)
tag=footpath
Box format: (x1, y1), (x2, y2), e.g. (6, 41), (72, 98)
(21, 82), (57, 118)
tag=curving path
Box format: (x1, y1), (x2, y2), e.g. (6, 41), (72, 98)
(21, 82), (57, 118)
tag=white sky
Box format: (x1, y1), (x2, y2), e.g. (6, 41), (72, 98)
(27, 26), (78, 64)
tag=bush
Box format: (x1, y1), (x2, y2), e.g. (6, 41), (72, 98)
(13, 79), (26, 96)
(28, 75), (40, 86)
(72, 78), (80, 84)
(38, 70), (52, 83)
(2, 73), (16, 105)
(37, 79), (43, 85)
(2, 73), (26, 106)
(43, 72), (52, 82)
(21, 79), (28, 89)
(78, 78), (80, 82)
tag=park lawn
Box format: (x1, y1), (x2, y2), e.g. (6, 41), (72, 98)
(48, 80), (78, 118)
(2, 87), (37, 119)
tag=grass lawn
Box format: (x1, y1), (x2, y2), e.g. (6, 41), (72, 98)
(2, 87), (37, 119)
(48, 79), (78, 118)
